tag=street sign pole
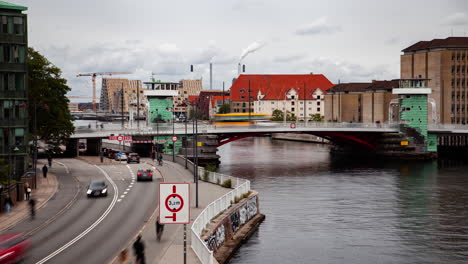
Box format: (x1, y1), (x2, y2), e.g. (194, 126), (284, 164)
(184, 224), (187, 264)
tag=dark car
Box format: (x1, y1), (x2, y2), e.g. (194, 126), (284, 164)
(127, 153), (140, 164)
(137, 169), (153, 181)
(0, 233), (31, 264)
(87, 180), (108, 197)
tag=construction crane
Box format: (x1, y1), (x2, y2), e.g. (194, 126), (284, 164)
(76, 72), (131, 111)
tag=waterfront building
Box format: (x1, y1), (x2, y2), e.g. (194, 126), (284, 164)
(209, 96), (230, 118)
(401, 37), (468, 124)
(195, 90), (229, 120)
(100, 78), (145, 116)
(231, 74), (334, 120)
(173, 79), (202, 119)
(324, 80), (400, 123)
(68, 102), (79, 112)
(0, 2), (28, 178)
(143, 79), (178, 123)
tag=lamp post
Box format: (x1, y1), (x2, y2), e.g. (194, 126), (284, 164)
(166, 106), (175, 162)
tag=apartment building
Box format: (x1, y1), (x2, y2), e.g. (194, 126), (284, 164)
(231, 74), (334, 120)
(401, 37), (468, 124)
(0, 2), (28, 178)
(100, 78), (146, 117)
(174, 79), (202, 119)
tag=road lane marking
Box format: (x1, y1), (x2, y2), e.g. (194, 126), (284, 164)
(56, 161), (69, 174)
(123, 191), (128, 195)
(120, 195), (125, 198)
(117, 199), (122, 202)
(35, 165), (118, 264)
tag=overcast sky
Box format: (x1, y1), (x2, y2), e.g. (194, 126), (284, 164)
(12, 0), (468, 101)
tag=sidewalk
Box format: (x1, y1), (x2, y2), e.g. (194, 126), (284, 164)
(111, 158), (230, 264)
(0, 162), (58, 233)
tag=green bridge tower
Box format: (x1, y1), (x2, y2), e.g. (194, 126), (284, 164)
(392, 79), (437, 158)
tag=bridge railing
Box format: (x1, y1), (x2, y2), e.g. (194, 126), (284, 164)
(428, 124), (468, 130)
(73, 121), (401, 135)
(191, 167), (250, 264)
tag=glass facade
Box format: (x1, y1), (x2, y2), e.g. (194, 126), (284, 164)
(0, 4), (28, 179)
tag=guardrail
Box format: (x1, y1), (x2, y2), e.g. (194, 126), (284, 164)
(190, 167), (251, 264)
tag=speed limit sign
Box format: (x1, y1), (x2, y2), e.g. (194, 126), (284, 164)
(172, 136), (178, 142)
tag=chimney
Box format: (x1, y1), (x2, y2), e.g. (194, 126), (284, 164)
(310, 72), (314, 75)
(243, 64), (246, 73)
(210, 63), (213, 90)
(238, 63), (241, 76)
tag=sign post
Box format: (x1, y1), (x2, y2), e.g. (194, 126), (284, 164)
(160, 183), (190, 263)
(172, 136), (178, 162)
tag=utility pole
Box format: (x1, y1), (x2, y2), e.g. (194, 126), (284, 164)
(137, 82), (140, 130)
(248, 80), (251, 120)
(121, 83), (125, 129)
(222, 81), (225, 106)
(303, 82), (306, 125)
(185, 118), (188, 169)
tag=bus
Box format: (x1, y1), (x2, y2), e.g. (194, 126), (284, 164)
(211, 113), (271, 127)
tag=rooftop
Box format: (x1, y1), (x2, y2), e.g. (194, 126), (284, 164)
(402, 37), (468, 53)
(0, 1), (27, 11)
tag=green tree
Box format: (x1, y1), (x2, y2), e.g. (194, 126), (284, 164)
(271, 109), (284, 121)
(28, 48), (74, 151)
(286, 111), (297, 121)
(309, 113), (324, 122)
(217, 104), (230, 114)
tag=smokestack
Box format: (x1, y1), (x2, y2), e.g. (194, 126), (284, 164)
(190, 65), (193, 72)
(238, 63), (241, 76)
(210, 63), (213, 90)
(243, 64), (246, 73)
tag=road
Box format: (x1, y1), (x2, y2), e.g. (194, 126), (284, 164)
(8, 158), (159, 264)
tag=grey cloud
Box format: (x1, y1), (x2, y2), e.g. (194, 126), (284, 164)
(442, 12), (468, 26)
(273, 54), (306, 63)
(296, 17), (341, 36)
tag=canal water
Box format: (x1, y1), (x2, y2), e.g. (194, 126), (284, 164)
(218, 137), (468, 264)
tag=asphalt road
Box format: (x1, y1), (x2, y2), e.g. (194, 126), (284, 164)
(11, 158), (159, 264)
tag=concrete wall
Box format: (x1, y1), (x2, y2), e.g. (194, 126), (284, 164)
(202, 194), (259, 253)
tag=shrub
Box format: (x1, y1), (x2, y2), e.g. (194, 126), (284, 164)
(203, 170), (209, 181)
(205, 163), (217, 172)
(216, 178), (220, 185)
(242, 191), (251, 199)
(222, 179), (232, 188)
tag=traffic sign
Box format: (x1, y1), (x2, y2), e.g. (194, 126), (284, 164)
(290, 123), (296, 129)
(172, 136), (178, 142)
(159, 183), (190, 224)
(108, 135), (132, 141)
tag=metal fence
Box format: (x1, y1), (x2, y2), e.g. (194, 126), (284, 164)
(190, 167), (251, 264)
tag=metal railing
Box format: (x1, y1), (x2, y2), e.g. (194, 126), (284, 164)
(191, 167), (251, 264)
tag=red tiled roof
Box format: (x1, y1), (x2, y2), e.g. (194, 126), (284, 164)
(230, 74), (334, 101)
(402, 37), (468, 52)
(328, 80), (400, 93)
(188, 95), (198, 104)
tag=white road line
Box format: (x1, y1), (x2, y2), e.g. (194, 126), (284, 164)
(120, 195), (125, 198)
(56, 161), (69, 174)
(117, 199), (122, 202)
(35, 165), (118, 264)
(123, 191), (128, 195)
(126, 188), (130, 191)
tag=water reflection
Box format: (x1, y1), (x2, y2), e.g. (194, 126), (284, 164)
(218, 137), (468, 264)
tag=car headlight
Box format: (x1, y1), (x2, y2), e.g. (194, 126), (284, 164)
(87, 189), (92, 194)
(102, 188), (107, 193)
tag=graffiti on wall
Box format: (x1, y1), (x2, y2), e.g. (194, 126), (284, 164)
(205, 223), (226, 251)
(231, 196), (257, 233)
(204, 196), (258, 251)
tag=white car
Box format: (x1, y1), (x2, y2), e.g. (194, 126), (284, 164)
(118, 154), (128, 161)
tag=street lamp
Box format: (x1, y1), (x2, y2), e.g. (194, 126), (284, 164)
(166, 107), (175, 162)
(184, 99), (199, 208)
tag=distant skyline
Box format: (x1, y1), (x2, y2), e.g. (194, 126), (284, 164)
(11, 0), (468, 101)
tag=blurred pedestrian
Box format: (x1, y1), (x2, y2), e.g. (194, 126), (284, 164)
(29, 197), (36, 220)
(133, 235), (145, 264)
(24, 182), (31, 200)
(4, 194), (13, 215)
(47, 155), (52, 167)
(156, 216), (164, 241)
(150, 151), (155, 162)
(42, 164), (48, 178)
(118, 249), (130, 264)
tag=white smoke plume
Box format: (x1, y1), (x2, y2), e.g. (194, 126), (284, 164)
(239, 41), (265, 62)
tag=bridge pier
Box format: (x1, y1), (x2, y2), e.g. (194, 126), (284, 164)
(86, 138), (102, 156)
(64, 138), (79, 157)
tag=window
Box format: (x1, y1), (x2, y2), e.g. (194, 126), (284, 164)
(1, 16), (7, 33)
(300, 101), (303, 104)
(4, 45), (10, 62)
(300, 107), (303, 110)
(271, 102), (274, 104)
(291, 95), (295, 99)
(240, 89), (244, 93)
(308, 102), (312, 104)
(242, 102), (246, 107)
(240, 96), (245, 99)
(15, 73), (24, 90)
(291, 107), (295, 111)
(317, 101), (321, 106)
(308, 108), (312, 110)
(317, 95), (320, 99)
(291, 101), (295, 105)
(13, 17), (23, 35)
(317, 108), (320, 112)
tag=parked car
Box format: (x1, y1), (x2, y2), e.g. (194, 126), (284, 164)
(127, 153), (140, 163)
(137, 169), (153, 181)
(0, 233), (31, 263)
(118, 153), (128, 161)
(87, 180), (108, 197)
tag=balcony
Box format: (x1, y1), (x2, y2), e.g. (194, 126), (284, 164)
(144, 90), (178, 97)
